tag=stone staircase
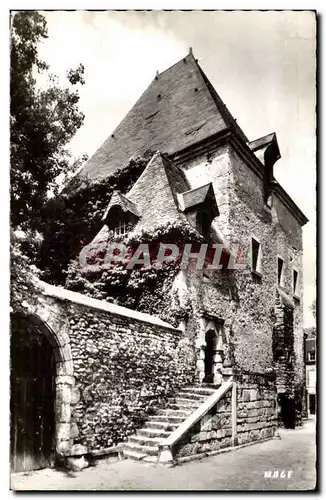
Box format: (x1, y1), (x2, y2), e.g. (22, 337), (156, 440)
(122, 385), (218, 463)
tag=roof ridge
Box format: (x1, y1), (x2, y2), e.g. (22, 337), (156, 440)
(66, 50), (251, 188)
(154, 52), (193, 79)
(159, 153), (191, 190)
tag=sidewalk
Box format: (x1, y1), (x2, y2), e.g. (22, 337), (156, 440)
(11, 419), (316, 491)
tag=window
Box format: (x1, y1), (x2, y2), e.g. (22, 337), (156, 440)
(113, 220), (133, 236)
(293, 269), (299, 296)
(308, 351), (316, 362)
(278, 257), (284, 286)
(251, 237), (262, 274)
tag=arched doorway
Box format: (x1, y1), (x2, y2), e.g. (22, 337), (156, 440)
(204, 329), (217, 383)
(10, 313), (56, 472)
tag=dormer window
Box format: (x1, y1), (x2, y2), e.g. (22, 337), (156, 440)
(113, 219), (134, 236)
(178, 183), (219, 240)
(108, 208), (137, 237)
(102, 190), (140, 238)
(248, 133), (280, 209)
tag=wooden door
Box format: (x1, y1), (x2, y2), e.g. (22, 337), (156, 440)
(10, 315), (56, 472)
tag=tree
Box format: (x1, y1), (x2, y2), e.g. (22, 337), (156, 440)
(10, 229), (42, 312)
(10, 11), (85, 232)
(10, 11), (87, 310)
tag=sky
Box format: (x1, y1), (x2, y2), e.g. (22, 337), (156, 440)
(36, 10), (316, 326)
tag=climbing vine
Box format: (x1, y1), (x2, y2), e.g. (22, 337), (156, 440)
(37, 153), (153, 284)
(65, 221), (204, 326)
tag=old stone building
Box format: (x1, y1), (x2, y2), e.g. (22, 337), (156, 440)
(11, 50), (308, 471)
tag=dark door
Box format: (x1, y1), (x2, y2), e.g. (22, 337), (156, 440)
(309, 394), (316, 415)
(204, 330), (216, 383)
(10, 315), (56, 472)
(278, 393), (296, 428)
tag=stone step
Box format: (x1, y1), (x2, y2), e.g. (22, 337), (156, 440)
(122, 448), (147, 461)
(199, 383), (221, 389)
(170, 396), (202, 405)
(137, 428), (171, 439)
(176, 392), (208, 401)
(129, 434), (162, 448)
(143, 454), (159, 463)
(149, 413), (186, 423)
(124, 442), (159, 456)
(167, 401), (200, 411)
(181, 386), (217, 396)
(145, 420), (179, 431)
(123, 385), (223, 463)
(160, 409), (191, 417)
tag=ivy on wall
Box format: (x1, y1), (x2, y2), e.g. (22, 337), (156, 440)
(65, 221), (203, 326)
(37, 153), (153, 284)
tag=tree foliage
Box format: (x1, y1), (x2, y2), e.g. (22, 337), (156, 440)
(10, 230), (42, 312)
(38, 154), (152, 284)
(10, 11), (85, 232)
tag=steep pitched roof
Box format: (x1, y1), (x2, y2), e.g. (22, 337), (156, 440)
(178, 183), (213, 211)
(248, 132), (281, 167)
(178, 183), (219, 222)
(87, 152), (193, 249)
(102, 191), (140, 221)
(126, 151), (191, 232)
(71, 51), (247, 185)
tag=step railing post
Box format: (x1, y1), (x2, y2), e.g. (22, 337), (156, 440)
(231, 382), (238, 447)
(158, 445), (174, 467)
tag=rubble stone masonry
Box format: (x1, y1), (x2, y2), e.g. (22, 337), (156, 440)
(180, 143), (304, 390)
(66, 302), (195, 452)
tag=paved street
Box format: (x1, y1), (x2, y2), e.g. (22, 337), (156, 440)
(11, 419), (316, 491)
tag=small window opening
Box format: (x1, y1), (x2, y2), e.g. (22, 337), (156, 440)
(293, 270), (299, 296)
(251, 238), (261, 274)
(278, 257), (284, 286)
(308, 351), (315, 362)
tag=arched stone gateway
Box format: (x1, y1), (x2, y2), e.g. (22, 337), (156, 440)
(10, 298), (74, 472)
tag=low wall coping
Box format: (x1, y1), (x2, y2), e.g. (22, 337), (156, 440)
(39, 280), (180, 331)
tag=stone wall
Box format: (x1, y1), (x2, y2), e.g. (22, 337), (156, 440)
(66, 301), (195, 452)
(235, 371), (277, 444)
(173, 372), (276, 461)
(180, 143), (305, 388)
(182, 145), (232, 238)
(174, 389), (232, 460)
(273, 291), (295, 396)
